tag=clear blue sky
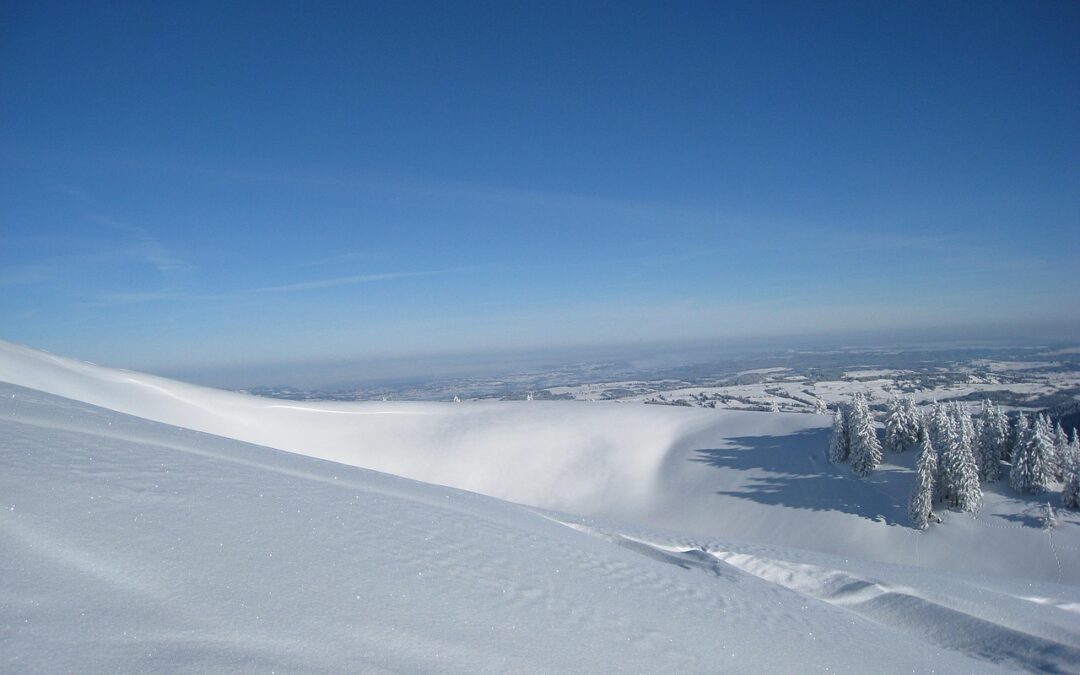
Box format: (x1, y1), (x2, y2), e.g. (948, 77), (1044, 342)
(2, 1), (1078, 374)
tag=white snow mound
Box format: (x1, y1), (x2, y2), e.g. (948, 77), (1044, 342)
(0, 340), (716, 512)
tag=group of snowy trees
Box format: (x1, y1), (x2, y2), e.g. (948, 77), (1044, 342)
(828, 392), (882, 476)
(828, 395), (1080, 529)
(899, 400), (983, 525)
(1010, 412), (1080, 502)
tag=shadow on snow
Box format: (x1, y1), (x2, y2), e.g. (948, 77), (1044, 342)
(690, 427), (912, 526)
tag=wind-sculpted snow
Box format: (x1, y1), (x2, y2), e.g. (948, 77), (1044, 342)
(0, 383), (1010, 673)
(0, 341), (720, 513)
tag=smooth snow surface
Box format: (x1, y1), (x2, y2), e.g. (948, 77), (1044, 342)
(2, 340), (1079, 672)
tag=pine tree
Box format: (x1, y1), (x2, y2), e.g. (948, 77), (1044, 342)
(909, 427), (938, 529)
(902, 398), (923, 449)
(884, 397), (908, 453)
(985, 400), (1010, 462)
(975, 400), (1004, 482)
(1031, 415), (1056, 491)
(929, 403), (953, 498)
(927, 402), (948, 453)
(1063, 475), (1079, 510)
(939, 403), (981, 511)
(828, 408), (849, 463)
(1052, 421), (1069, 481)
(1062, 431), (1080, 510)
(1042, 502), (1057, 530)
(1011, 414), (1054, 494)
(848, 393), (883, 477)
(956, 404), (979, 476)
(1009, 413), (1030, 464)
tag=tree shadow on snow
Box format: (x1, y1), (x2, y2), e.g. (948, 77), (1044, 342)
(993, 512), (1045, 528)
(691, 427), (911, 526)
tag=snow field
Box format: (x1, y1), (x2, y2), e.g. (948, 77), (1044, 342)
(0, 384), (1014, 673)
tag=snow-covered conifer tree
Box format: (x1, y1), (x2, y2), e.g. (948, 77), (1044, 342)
(909, 427), (937, 529)
(1042, 502), (1057, 530)
(848, 393), (882, 477)
(902, 398), (923, 448)
(884, 397), (908, 453)
(975, 400), (1004, 482)
(929, 403), (953, 497)
(939, 403), (980, 511)
(1010, 414), (1054, 494)
(1002, 410), (1028, 462)
(982, 400), (1010, 461)
(1063, 431), (1080, 510)
(1009, 413), (1029, 464)
(1052, 421), (1069, 481)
(927, 402), (951, 459)
(828, 408), (849, 463)
(1064, 475), (1080, 510)
(955, 404), (979, 475)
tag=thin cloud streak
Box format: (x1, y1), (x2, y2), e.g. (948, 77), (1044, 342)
(34, 150), (731, 225)
(88, 215), (195, 274)
(87, 291), (189, 307)
(247, 269), (454, 294)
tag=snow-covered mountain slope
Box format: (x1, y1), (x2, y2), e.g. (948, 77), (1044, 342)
(5, 383), (1078, 673)
(1, 340), (1077, 587)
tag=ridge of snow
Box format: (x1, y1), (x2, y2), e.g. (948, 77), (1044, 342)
(0, 340), (717, 513)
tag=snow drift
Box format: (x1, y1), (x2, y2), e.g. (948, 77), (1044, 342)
(0, 340), (719, 513)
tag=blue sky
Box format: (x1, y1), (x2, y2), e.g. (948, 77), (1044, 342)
(1, 1), (1078, 374)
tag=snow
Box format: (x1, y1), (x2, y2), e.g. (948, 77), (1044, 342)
(842, 369), (907, 378)
(736, 367), (792, 375)
(972, 360), (1062, 372)
(2, 340), (1079, 671)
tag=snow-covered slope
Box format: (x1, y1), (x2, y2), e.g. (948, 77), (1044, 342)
(1, 340), (1077, 585)
(4, 383), (1077, 673)
(2, 340), (1080, 671)
(0, 340), (717, 514)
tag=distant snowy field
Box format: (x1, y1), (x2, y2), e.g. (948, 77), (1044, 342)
(2, 341), (1079, 672)
(512, 353), (1080, 415)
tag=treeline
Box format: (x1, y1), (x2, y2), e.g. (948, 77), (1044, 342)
(829, 395), (1080, 528)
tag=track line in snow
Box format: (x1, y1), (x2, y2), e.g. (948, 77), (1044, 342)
(708, 549), (1080, 673)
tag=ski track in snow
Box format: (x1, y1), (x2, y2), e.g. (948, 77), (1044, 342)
(706, 550), (1080, 674)
(556, 519), (1080, 674)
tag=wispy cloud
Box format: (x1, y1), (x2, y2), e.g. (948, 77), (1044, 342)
(294, 250), (387, 268)
(39, 151), (725, 224)
(87, 291), (190, 307)
(89, 215), (195, 274)
(52, 183), (95, 204)
(247, 269), (456, 294)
